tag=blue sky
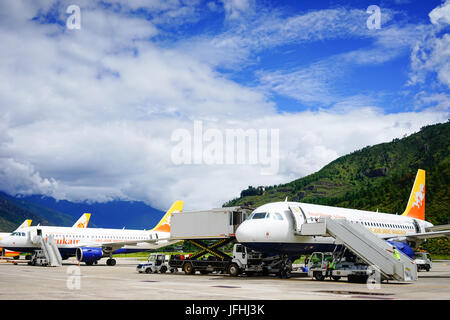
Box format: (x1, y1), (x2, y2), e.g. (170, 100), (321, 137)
(0, 0), (448, 210)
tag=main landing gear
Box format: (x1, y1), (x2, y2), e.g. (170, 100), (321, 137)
(106, 253), (116, 266)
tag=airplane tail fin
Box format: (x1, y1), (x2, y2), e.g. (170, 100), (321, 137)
(73, 213), (91, 228)
(15, 219), (32, 230)
(151, 201), (184, 233)
(401, 169), (425, 220)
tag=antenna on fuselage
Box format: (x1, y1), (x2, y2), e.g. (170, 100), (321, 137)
(285, 197), (288, 202)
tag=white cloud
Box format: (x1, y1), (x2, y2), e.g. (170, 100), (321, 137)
(408, 4), (450, 90)
(0, 1), (447, 212)
(220, 0), (253, 20)
(429, 0), (450, 25)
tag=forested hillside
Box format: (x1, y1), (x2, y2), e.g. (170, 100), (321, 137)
(225, 121), (449, 253)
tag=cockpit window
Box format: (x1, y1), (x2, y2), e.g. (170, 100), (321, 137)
(250, 212), (268, 219)
(273, 212), (284, 220)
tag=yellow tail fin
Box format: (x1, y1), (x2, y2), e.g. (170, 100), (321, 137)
(151, 201), (183, 233)
(16, 219), (32, 230)
(73, 213), (91, 228)
(401, 169), (425, 220)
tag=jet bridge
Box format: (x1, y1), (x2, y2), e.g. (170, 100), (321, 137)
(300, 218), (418, 282)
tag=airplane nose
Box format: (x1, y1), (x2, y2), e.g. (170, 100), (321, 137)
(236, 221), (251, 242)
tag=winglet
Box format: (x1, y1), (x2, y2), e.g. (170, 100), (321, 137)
(401, 169), (425, 220)
(152, 201), (184, 233)
(73, 213), (91, 228)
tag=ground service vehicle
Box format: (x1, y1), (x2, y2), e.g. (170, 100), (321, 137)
(27, 250), (50, 266)
(136, 253), (176, 274)
(169, 243), (291, 277)
(414, 252), (432, 271)
(308, 251), (376, 283)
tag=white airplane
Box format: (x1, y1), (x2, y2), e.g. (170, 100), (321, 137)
(0, 201), (183, 265)
(236, 169), (450, 258)
(0, 220), (32, 258)
(1, 214), (89, 259)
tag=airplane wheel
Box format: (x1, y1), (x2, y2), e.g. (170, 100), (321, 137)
(106, 258), (116, 266)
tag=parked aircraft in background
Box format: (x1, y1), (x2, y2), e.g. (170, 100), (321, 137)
(0, 220), (32, 258)
(0, 201), (183, 265)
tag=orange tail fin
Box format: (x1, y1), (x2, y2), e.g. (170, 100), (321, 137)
(152, 201), (183, 233)
(401, 169), (425, 220)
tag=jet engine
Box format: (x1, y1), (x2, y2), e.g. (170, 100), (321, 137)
(76, 247), (103, 265)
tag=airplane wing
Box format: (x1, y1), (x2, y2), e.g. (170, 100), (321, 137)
(76, 238), (170, 251)
(403, 230), (450, 240)
(383, 229), (450, 241)
(426, 224), (450, 232)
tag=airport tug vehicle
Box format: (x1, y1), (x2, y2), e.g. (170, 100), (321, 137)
(307, 249), (377, 283)
(136, 253), (176, 274)
(414, 252), (432, 272)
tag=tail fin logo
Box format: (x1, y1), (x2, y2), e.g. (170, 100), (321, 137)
(401, 169), (425, 221)
(152, 201), (183, 233)
(412, 184), (425, 209)
(73, 213), (91, 228)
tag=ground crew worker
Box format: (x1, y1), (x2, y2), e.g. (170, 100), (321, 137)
(328, 260), (336, 270)
(393, 246), (401, 261)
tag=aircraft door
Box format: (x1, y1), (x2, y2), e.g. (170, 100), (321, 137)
(288, 205), (307, 234)
(412, 219), (422, 233)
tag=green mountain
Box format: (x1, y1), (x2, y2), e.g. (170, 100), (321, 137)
(225, 121), (450, 227)
(0, 192), (76, 232)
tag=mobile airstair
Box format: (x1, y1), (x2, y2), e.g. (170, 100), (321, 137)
(30, 234), (63, 267)
(300, 218), (417, 281)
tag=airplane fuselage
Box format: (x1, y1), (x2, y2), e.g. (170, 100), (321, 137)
(1, 225), (172, 258)
(236, 201), (433, 256)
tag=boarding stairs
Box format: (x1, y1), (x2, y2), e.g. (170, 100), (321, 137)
(38, 235), (63, 267)
(300, 218), (418, 281)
